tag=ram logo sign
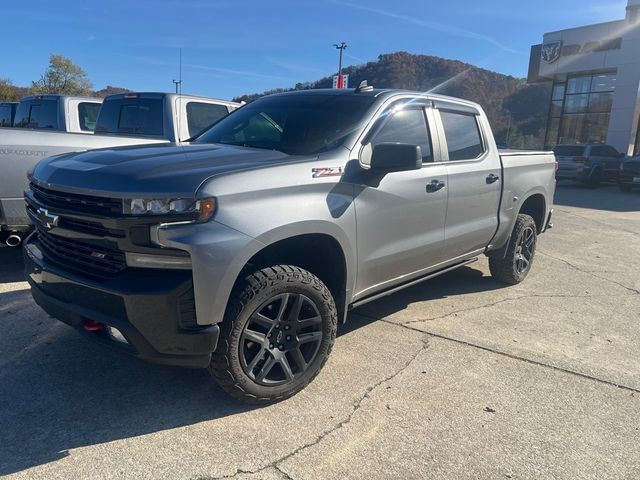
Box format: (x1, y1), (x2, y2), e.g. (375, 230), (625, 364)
(541, 41), (562, 63)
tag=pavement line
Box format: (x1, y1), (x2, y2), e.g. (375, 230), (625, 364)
(355, 312), (640, 395)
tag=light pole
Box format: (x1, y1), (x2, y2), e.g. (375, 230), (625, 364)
(333, 42), (347, 75)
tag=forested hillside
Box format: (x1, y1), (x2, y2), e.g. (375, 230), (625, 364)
(234, 52), (551, 149)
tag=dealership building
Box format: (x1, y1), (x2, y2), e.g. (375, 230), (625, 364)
(528, 0), (640, 155)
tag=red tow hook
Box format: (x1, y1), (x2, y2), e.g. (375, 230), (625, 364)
(83, 321), (106, 332)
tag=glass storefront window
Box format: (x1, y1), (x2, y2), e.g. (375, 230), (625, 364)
(564, 94), (589, 114)
(584, 113), (610, 143)
(545, 72), (616, 147)
(545, 117), (560, 147)
(566, 76), (592, 94)
(588, 92), (613, 113)
(591, 73), (616, 92)
(550, 100), (563, 117)
(552, 84), (565, 101)
(559, 114), (586, 144)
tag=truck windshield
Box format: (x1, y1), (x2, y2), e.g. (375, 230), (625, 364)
(194, 94), (376, 155)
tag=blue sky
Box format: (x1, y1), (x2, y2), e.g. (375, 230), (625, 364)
(1, 0), (628, 99)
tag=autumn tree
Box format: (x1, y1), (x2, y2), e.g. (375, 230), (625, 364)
(31, 54), (93, 96)
(0, 79), (21, 100)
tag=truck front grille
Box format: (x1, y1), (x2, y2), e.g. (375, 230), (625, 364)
(37, 228), (127, 278)
(30, 183), (122, 216)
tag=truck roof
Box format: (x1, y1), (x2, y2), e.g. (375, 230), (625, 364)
(271, 88), (482, 109)
(103, 91), (240, 107)
(19, 94), (102, 103)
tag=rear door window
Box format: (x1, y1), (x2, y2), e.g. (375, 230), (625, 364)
(13, 99), (59, 129)
(78, 102), (100, 131)
(440, 111), (484, 161)
(95, 98), (164, 136)
(372, 108), (433, 162)
(187, 102), (229, 138)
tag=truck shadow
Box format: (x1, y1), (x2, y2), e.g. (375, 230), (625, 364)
(0, 252), (505, 475)
(0, 247), (26, 283)
(554, 183), (640, 212)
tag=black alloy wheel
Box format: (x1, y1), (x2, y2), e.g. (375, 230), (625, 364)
(240, 292), (323, 386)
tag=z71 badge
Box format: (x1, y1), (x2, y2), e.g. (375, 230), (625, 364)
(312, 166), (344, 178)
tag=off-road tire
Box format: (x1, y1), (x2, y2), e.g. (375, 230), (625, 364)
(209, 265), (337, 404)
(489, 214), (537, 285)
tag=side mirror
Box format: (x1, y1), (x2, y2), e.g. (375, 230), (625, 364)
(370, 143), (422, 173)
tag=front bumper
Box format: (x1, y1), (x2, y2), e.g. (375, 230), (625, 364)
(24, 234), (219, 368)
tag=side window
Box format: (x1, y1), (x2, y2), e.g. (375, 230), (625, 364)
(592, 145), (619, 157)
(187, 102), (229, 138)
(0, 105), (12, 127)
(372, 108), (433, 162)
(440, 111), (484, 161)
(78, 102), (100, 131)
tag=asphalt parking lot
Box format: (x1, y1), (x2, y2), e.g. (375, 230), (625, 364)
(1, 184), (639, 480)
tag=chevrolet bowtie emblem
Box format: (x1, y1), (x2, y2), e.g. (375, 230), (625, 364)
(36, 207), (59, 229)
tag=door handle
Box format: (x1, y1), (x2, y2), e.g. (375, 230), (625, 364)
(486, 173), (500, 184)
(426, 179), (445, 193)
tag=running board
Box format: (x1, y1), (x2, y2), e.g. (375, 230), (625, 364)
(349, 257), (478, 310)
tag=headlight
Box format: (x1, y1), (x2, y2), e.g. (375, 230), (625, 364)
(123, 197), (216, 222)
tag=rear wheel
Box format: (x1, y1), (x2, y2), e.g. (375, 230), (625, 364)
(209, 265), (337, 403)
(489, 214), (537, 285)
(583, 168), (602, 188)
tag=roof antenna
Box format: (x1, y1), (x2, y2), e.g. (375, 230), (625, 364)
(172, 48), (183, 142)
(355, 80), (373, 93)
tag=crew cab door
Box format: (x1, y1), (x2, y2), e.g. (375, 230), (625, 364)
(589, 144), (624, 180)
(435, 105), (501, 257)
(353, 103), (448, 299)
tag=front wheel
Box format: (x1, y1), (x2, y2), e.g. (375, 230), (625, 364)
(489, 214), (537, 285)
(209, 265), (337, 403)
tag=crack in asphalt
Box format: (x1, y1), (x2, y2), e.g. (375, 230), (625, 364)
(539, 251), (640, 295)
(353, 313), (640, 395)
(200, 336), (431, 480)
(400, 293), (603, 326)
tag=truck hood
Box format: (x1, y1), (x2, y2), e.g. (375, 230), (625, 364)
(32, 143), (304, 197)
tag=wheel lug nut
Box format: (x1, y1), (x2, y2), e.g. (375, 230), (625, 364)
(284, 325), (290, 330)
(267, 333), (272, 338)
(286, 335), (291, 341)
(278, 345), (284, 351)
(269, 343), (274, 349)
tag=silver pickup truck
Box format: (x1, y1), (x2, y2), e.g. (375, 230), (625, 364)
(1, 92), (239, 245)
(24, 87), (555, 403)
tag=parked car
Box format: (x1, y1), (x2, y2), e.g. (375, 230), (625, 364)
(24, 87), (555, 403)
(619, 155), (640, 191)
(12, 94), (103, 133)
(0, 102), (18, 127)
(554, 143), (625, 187)
(0, 92), (240, 246)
